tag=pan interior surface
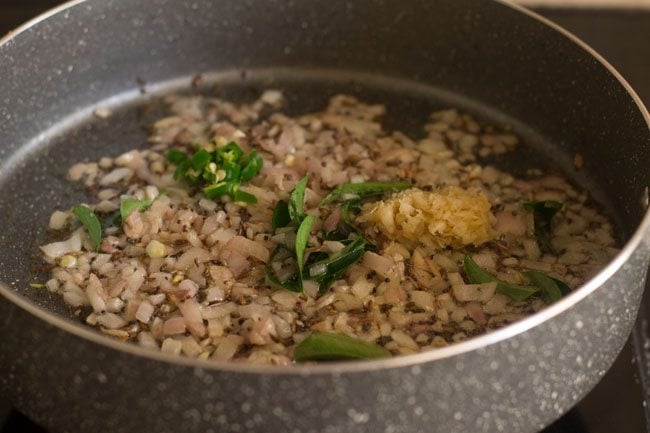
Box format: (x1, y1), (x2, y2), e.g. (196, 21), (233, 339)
(1, 2), (650, 432)
(0, 68), (624, 326)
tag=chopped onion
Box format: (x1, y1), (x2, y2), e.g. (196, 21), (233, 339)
(174, 247), (212, 270)
(201, 302), (237, 320)
(322, 240), (345, 254)
(148, 293), (166, 305)
(239, 303), (272, 321)
(138, 332), (159, 350)
(220, 250), (250, 278)
(105, 297), (125, 313)
(465, 302), (487, 325)
(198, 198), (217, 212)
(178, 279), (199, 299)
(161, 337), (183, 355)
(494, 211), (528, 237)
(309, 263), (327, 277)
(115, 150), (139, 166)
(322, 208), (341, 233)
(272, 315), (293, 339)
(96, 313), (127, 329)
(452, 282), (497, 303)
(362, 251), (394, 278)
(86, 274), (106, 313)
(179, 298), (203, 324)
(260, 89), (283, 105)
(99, 168), (133, 185)
(68, 163), (91, 181)
(135, 301), (155, 323)
(208, 228), (236, 244)
(124, 266), (146, 292)
(302, 280), (320, 297)
(95, 200), (119, 213)
(62, 290), (86, 307)
(48, 210), (69, 230)
(162, 316), (186, 335)
(212, 335), (243, 361)
(225, 236), (270, 263)
(351, 277), (374, 298)
(248, 316), (277, 345)
(271, 291), (298, 309)
(40, 229), (83, 259)
(205, 286), (225, 303)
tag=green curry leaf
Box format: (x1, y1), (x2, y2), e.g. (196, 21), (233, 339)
(294, 332), (391, 362)
(320, 181), (410, 206)
(72, 205), (102, 252)
(463, 255), (539, 301)
(523, 200), (563, 255)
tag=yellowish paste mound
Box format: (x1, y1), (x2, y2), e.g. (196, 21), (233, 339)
(358, 186), (496, 249)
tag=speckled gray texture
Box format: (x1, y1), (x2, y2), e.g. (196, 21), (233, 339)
(1, 1), (649, 432)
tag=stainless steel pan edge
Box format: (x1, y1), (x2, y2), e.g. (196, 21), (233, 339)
(0, 0), (649, 432)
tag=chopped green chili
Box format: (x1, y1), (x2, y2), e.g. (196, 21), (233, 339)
(167, 141), (264, 203)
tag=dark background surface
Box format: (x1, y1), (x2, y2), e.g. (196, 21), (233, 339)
(1, 2), (650, 433)
(2, 1), (649, 103)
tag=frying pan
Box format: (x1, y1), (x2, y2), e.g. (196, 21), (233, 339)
(1, 1), (649, 432)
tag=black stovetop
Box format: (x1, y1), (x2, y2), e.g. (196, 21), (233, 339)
(2, 2), (650, 433)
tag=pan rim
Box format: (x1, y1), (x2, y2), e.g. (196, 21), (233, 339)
(1, 0), (649, 375)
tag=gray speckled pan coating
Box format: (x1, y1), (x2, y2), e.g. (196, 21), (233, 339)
(1, 1), (649, 432)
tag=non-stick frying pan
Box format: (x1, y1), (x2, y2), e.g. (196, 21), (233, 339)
(1, 1), (649, 432)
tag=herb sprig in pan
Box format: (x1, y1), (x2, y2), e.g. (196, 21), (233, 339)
(266, 178), (404, 293)
(463, 255), (570, 303)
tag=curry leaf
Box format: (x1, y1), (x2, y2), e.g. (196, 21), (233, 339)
(272, 201), (292, 229)
(463, 255), (539, 301)
(294, 332), (391, 362)
(523, 271), (565, 303)
(306, 236), (367, 292)
(72, 205), (102, 252)
(120, 197), (154, 221)
(289, 176), (309, 222)
(320, 181), (410, 205)
(295, 215), (315, 290)
(551, 276), (572, 296)
(270, 178), (377, 294)
(523, 200), (563, 255)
